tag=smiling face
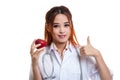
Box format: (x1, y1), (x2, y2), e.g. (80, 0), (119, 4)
(45, 6), (79, 46)
(51, 14), (71, 44)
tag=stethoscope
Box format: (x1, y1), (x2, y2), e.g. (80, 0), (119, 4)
(42, 47), (83, 80)
(42, 51), (55, 80)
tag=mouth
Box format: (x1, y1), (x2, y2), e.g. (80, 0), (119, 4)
(58, 35), (66, 38)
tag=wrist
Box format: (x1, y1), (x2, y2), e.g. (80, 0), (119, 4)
(94, 50), (101, 58)
(32, 63), (39, 68)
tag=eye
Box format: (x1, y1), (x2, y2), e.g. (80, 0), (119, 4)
(64, 24), (70, 27)
(53, 24), (59, 28)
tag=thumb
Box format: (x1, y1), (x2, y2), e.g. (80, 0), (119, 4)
(87, 36), (91, 45)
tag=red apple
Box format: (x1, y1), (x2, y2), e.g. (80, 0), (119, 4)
(35, 39), (47, 49)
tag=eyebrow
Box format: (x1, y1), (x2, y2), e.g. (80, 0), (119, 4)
(53, 22), (70, 24)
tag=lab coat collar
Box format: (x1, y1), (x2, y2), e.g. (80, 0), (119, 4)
(48, 41), (73, 54)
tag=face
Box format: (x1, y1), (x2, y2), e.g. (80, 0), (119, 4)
(51, 14), (71, 44)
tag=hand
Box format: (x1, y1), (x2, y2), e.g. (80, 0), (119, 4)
(80, 36), (100, 57)
(30, 39), (44, 66)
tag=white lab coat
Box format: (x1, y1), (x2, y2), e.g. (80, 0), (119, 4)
(29, 42), (112, 80)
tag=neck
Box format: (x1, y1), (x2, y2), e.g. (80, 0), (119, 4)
(54, 42), (67, 54)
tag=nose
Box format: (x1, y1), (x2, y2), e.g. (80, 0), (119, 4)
(59, 26), (65, 34)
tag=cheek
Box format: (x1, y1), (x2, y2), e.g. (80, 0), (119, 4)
(51, 30), (58, 38)
(67, 28), (71, 35)
(52, 29), (59, 35)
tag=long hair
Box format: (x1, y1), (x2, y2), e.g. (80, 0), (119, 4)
(44, 5), (79, 46)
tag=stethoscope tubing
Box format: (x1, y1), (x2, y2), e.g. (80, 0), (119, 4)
(42, 52), (54, 80)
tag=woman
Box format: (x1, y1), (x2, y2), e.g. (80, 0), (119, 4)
(29, 5), (112, 80)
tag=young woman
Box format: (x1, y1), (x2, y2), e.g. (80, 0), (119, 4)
(29, 6), (112, 80)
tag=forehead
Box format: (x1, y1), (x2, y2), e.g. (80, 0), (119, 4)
(54, 14), (69, 22)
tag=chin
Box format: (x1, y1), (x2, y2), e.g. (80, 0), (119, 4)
(58, 40), (68, 44)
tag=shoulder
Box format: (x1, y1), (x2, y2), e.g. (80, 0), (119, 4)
(38, 46), (50, 57)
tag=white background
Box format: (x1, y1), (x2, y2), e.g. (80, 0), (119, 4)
(0, 0), (120, 80)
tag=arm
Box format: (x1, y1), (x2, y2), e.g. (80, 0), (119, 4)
(80, 36), (112, 80)
(32, 65), (42, 80)
(30, 40), (44, 80)
(94, 52), (112, 80)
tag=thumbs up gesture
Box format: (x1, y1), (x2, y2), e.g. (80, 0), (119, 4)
(80, 36), (100, 57)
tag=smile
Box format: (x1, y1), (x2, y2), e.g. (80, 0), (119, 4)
(58, 35), (66, 38)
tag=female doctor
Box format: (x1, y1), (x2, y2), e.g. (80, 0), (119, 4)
(29, 5), (112, 80)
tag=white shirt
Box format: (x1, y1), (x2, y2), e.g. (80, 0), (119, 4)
(29, 42), (102, 80)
